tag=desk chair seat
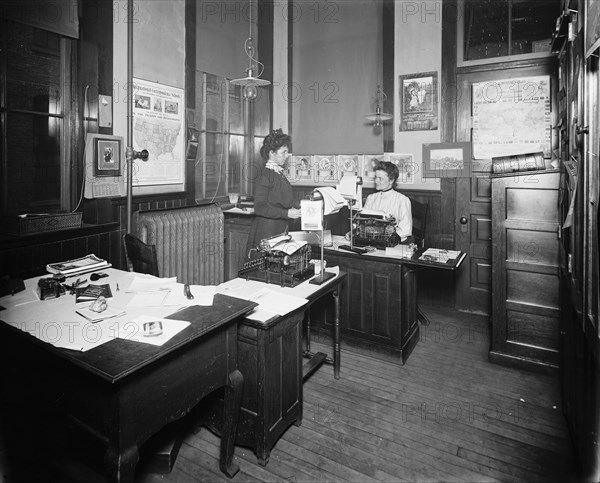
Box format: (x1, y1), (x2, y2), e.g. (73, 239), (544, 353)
(123, 233), (159, 276)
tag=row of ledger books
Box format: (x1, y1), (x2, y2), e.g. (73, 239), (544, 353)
(46, 254), (111, 277)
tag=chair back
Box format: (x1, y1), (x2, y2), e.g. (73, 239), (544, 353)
(410, 198), (429, 248)
(123, 233), (160, 276)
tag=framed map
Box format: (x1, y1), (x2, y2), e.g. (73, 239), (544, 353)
(132, 78), (185, 186)
(472, 76), (551, 160)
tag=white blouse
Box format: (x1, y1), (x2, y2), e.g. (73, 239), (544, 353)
(364, 189), (412, 241)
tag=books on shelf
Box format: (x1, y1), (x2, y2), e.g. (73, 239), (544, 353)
(47, 254), (111, 276)
(75, 284), (113, 303)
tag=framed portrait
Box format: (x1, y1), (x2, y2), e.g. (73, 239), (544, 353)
(385, 153), (416, 185)
(422, 142), (472, 178)
(94, 137), (122, 177)
(399, 71), (438, 131)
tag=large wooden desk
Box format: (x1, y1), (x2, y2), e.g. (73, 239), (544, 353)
(0, 269), (256, 482)
(203, 270), (346, 466)
(319, 243), (465, 363)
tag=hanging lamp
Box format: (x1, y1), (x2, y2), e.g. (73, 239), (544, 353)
(230, 0), (270, 99)
(365, 84), (393, 128)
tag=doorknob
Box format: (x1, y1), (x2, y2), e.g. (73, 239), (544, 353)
(459, 216), (468, 233)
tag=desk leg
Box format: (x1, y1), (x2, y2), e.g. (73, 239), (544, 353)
(105, 444), (139, 483)
(305, 309), (312, 354)
(220, 368), (243, 478)
(333, 289), (340, 380)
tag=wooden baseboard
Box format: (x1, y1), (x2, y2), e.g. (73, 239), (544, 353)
(488, 350), (558, 376)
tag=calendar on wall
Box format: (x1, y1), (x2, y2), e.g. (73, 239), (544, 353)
(472, 76), (551, 160)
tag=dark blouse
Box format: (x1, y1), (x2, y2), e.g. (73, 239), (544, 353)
(245, 167), (300, 257)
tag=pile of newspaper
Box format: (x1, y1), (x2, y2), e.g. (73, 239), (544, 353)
(46, 254), (111, 277)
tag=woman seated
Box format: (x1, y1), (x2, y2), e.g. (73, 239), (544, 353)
(363, 161), (412, 244)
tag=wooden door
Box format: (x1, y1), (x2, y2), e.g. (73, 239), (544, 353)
(454, 61), (557, 315)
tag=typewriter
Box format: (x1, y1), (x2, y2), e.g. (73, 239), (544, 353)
(351, 209), (400, 249)
(239, 232), (314, 287)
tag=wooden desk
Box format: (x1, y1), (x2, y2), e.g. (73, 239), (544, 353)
(0, 270), (256, 482)
(320, 245), (465, 362)
(203, 271), (346, 466)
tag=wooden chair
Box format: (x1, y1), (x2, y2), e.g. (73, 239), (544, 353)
(410, 198), (429, 248)
(123, 233), (159, 276)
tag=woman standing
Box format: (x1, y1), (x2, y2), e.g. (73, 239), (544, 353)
(246, 129), (301, 257)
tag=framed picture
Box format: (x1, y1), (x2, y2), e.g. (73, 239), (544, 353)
(94, 137), (122, 177)
(385, 153), (416, 185)
(399, 71), (438, 131)
(422, 142), (472, 178)
(336, 155), (361, 177)
(361, 154), (384, 188)
(313, 155), (339, 185)
(289, 155), (315, 184)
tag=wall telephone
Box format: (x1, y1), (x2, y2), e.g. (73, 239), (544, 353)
(84, 133), (126, 199)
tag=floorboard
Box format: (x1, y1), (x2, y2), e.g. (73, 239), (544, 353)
(0, 306), (582, 483)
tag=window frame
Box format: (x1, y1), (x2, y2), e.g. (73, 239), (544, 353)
(194, 71), (268, 203)
(0, 20), (75, 216)
(456, 0), (558, 68)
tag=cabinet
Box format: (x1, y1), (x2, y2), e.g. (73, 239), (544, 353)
(490, 170), (560, 373)
(556, 4), (600, 480)
(199, 310), (303, 466)
(223, 213), (253, 281)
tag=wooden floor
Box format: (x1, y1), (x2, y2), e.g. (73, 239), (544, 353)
(1, 306), (582, 482)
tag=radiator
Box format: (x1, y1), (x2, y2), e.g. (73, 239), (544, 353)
(136, 204), (224, 285)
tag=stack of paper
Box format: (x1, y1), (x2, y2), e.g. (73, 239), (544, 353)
(419, 248), (462, 263)
(47, 254), (111, 277)
(313, 186), (346, 215)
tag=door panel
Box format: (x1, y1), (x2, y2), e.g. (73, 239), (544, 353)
(454, 62), (557, 314)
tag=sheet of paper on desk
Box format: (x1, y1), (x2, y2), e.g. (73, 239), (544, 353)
(0, 278), (114, 351)
(125, 275), (176, 307)
(115, 315), (190, 346)
(385, 245), (416, 259)
(163, 283), (216, 306)
(76, 304), (126, 323)
(247, 288), (307, 316)
(128, 290), (170, 307)
(125, 275), (177, 293)
(15, 316), (114, 352)
(244, 307), (279, 323)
